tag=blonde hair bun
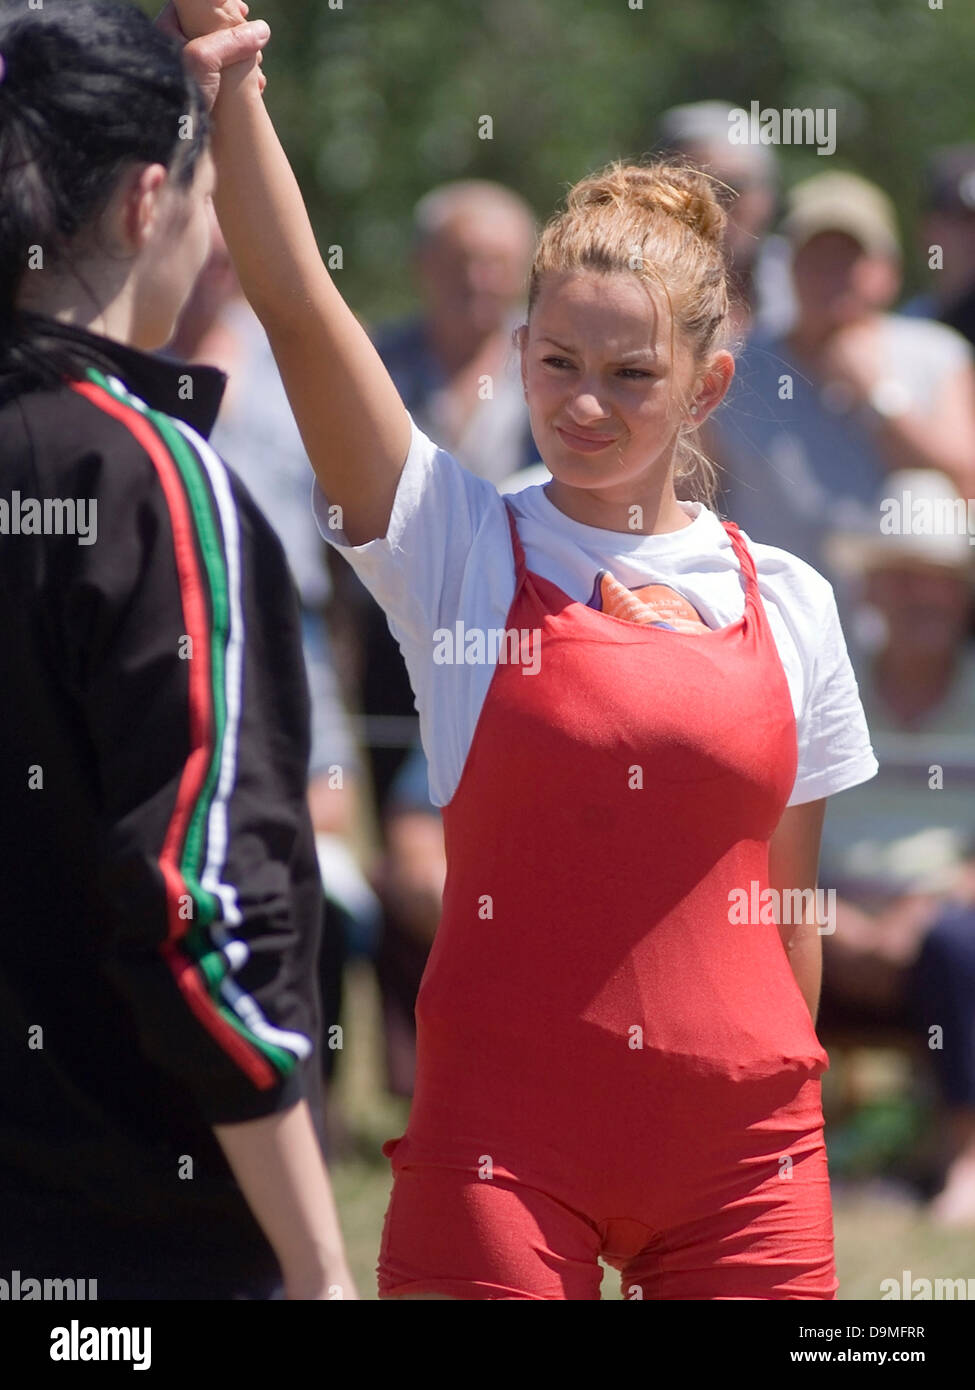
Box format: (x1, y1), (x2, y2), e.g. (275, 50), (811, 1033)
(567, 160), (727, 249)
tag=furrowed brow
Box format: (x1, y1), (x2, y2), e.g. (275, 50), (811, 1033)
(539, 337), (657, 363)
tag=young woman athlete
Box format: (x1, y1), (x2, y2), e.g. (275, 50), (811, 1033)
(175, 0), (879, 1299)
(0, 1), (354, 1299)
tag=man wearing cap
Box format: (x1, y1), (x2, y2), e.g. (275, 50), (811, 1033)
(817, 472), (975, 1225)
(902, 145), (975, 350)
(706, 170), (975, 613)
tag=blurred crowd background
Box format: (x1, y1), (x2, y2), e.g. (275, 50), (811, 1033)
(140, 0), (975, 1295)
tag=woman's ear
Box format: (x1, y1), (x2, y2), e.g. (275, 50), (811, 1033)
(118, 164), (170, 254)
(689, 349), (735, 425)
(515, 321), (529, 394)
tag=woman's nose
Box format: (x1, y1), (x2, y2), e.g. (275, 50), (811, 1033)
(567, 388), (611, 422)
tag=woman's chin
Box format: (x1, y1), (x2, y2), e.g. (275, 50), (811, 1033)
(544, 445), (618, 479)
(543, 465), (606, 492)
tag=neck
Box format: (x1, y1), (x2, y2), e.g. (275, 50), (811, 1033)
(167, 306), (207, 361)
(544, 466), (692, 536)
(16, 266), (139, 350)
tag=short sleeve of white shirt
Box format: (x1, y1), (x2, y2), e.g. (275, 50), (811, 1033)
(311, 412), (510, 640)
(778, 562), (879, 806)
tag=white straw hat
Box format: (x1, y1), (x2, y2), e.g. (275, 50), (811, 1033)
(823, 470), (975, 576)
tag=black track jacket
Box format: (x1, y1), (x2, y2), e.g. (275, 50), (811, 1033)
(0, 317), (325, 1296)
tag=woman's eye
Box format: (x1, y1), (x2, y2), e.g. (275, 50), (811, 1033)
(540, 358), (652, 380)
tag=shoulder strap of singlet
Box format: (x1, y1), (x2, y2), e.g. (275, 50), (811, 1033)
(719, 518), (760, 609)
(501, 495), (528, 583)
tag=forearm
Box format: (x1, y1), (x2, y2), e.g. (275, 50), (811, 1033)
(768, 800), (828, 1026)
(209, 63), (409, 540)
(209, 65), (332, 329)
(780, 920), (823, 1024)
(213, 1099), (352, 1297)
(163, 2), (312, 322)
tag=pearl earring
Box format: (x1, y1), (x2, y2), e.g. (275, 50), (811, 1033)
(690, 405), (699, 416)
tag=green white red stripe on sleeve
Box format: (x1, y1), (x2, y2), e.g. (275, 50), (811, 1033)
(70, 368), (312, 1089)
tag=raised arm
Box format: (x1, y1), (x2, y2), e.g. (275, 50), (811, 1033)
(172, 1), (411, 545)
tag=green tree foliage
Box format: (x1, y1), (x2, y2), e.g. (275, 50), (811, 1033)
(140, 0), (974, 316)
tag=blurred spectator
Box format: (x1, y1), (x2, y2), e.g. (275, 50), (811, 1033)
(374, 179), (539, 486)
(818, 470), (975, 1225)
(707, 171), (975, 615)
(902, 145), (975, 349)
(168, 214), (379, 1090)
(655, 99), (794, 339)
(353, 180), (539, 813)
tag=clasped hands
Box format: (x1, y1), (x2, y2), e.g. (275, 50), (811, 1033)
(156, 1), (270, 111)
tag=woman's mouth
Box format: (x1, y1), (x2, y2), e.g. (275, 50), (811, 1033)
(555, 426), (618, 454)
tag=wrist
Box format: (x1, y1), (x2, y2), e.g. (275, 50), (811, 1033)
(275, 1206), (348, 1283)
(280, 1244), (350, 1290)
(212, 57), (266, 117)
(284, 1271), (354, 1301)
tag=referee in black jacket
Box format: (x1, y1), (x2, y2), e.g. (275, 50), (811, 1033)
(0, 0), (355, 1299)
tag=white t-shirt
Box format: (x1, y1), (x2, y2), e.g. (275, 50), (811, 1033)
(313, 414), (879, 808)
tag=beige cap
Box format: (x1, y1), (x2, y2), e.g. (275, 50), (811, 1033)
(783, 172), (901, 259)
(824, 470), (975, 577)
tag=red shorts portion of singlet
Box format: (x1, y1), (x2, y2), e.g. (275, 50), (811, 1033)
(378, 1075), (836, 1300)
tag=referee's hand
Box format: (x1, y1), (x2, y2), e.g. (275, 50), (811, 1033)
(168, 0), (250, 41)
(155, 3), (269, 111)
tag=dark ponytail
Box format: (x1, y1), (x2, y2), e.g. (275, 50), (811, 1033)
(0, 0), (210, 390)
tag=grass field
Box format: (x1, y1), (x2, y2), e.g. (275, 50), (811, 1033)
(328, 961), (974, 1301)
